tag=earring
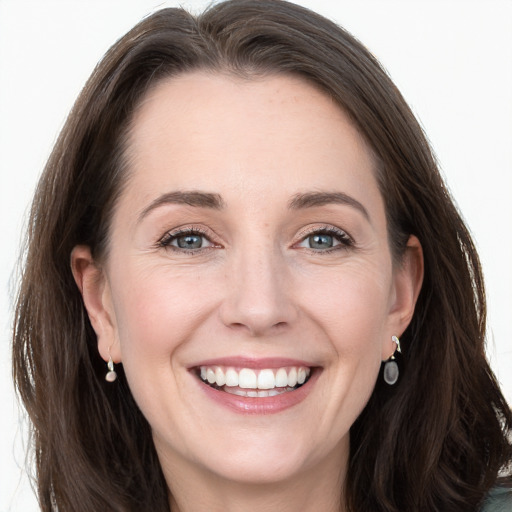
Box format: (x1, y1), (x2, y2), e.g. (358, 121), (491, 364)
(105, 347), (117, 382)
(383, 335), (401, 385)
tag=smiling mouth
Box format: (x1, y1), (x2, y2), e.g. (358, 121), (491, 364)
(196, 365), (312, 397)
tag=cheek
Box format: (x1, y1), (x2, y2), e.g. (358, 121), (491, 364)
(107, 267), (220, 435)
(110, 264), (219, 365)
(302, 262), (392, 343)
(303, 262), (391, 395)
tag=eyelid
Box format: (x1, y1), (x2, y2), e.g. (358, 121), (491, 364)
(155, 223), (353, 253)
(294, 224), (354, 251)
(157, 225), (221, 252)
(296, 224), (353, 242)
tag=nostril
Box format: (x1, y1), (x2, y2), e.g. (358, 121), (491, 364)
(227, 320), (289, 335)
(229, 322), (248, 330)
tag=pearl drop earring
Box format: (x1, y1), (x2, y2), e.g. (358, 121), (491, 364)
(105, 347), (117, 382)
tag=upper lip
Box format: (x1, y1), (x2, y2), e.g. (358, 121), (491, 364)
(188, 356), (317, 370)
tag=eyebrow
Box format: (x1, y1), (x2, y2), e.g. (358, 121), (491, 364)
(138, 191), (225, 222)
(138, 189), (369, 223)
(288, 191), (370, 221)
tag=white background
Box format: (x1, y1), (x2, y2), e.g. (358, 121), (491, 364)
(1, 1), (511, 510)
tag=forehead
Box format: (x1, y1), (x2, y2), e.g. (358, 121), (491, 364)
(122, 71), (380, 212)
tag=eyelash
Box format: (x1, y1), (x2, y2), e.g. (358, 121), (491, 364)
(157, 227), (217, 254)
(156, 225), (354, 254)
(295, 225), (354, 253)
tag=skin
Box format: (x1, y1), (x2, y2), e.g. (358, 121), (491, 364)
(72, 72), (423, 512)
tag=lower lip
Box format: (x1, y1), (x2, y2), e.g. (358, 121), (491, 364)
(195, 370), (319, 415)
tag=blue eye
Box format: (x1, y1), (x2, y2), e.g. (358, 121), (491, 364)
(297, 228), (352, 251)
(159, 230), (214, 251)
(175, 234), (206, 249)
(308, 233), (336, 249)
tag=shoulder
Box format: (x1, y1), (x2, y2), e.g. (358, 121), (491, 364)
(481, 487), (512, 512)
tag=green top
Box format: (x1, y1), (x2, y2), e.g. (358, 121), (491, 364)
(481, 487), (512, 512)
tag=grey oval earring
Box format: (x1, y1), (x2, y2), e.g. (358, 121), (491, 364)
(383, 335), (401, 386)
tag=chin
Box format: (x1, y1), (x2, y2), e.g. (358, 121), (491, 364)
(204, 446), (311, 485)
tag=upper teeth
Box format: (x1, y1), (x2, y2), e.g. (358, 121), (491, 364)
(199, 366), (311, 389)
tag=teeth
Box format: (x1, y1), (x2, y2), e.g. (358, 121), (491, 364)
(206, 368), (216, 384)
(288, 367), (297, 387)
(257, 369), (275, 389)
(224, 387), (294, 397)
(215, 367), (226, 386)
(239, 369), (257, 389)
(198, 365), (311, 392)
(225, 387), (247, 397)
(275, 368), (288, 387)
(225, 368), (239, 387)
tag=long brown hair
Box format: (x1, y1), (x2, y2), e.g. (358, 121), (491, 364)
(13, 1), (512, 510)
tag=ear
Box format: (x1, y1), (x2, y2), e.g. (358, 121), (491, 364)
(382, 235), (424, 359)
(71, 245), (121, 363)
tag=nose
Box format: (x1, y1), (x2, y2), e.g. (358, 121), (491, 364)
(218, 246), (298, 336)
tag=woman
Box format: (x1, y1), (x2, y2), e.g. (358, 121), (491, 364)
(12, 0), (512, 510)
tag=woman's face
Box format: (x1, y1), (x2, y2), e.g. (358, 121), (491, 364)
(75, 72), (421, 487)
